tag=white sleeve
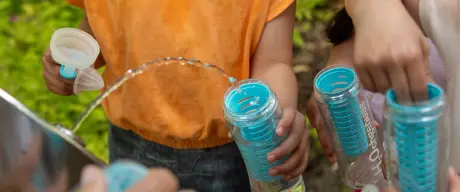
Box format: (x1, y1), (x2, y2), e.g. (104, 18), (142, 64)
(420, 0), (459, 65)
(419, 0), (460, 175)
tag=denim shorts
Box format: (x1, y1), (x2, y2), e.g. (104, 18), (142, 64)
(108, 124), (251, 192)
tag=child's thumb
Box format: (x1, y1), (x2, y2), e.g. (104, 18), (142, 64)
(80, 165), (106, 192)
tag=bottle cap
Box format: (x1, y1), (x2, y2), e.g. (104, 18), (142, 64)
(50, 28), (100, 69)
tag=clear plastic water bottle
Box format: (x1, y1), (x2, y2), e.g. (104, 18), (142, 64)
(313, 65), (385, 189)
(223, 79), (306, 192)
(383, 83), (449, 192)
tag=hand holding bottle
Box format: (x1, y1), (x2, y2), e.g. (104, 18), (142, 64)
(42, 49), (75, 96)
(267, 107), (310, 180)
(306, 95), (336, 163)
(349, 0), (431, 102)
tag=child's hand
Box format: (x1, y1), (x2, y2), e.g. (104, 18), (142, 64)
(352, 0), (431, 102)
(306, 96), (336, 163)
(267, 107), (309, 180)
(306, 95), (380, 165)
(42, 49), (75, 96)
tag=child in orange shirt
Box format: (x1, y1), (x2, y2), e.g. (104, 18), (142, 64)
(41, 0), (309, 191)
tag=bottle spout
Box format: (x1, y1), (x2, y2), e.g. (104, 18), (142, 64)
(73, 67), (104, 94)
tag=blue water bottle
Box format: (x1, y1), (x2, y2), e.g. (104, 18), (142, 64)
(383, 83), (449, 192)
(313, 65), (385, 189)
(223, 79), (305, 192)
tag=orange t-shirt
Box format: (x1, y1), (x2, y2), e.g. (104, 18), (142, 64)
(66, 0), (294, 149)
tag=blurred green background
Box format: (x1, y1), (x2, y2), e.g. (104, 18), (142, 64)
(0, 0), (345, 190)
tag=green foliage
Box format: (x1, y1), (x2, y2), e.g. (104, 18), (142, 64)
(0, 0), (108, 162)
(294, 0), (336, 48)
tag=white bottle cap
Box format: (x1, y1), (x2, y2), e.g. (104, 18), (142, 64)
(50, 28), (100, 69)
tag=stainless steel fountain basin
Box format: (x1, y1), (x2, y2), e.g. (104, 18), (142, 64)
(0, 89), (105, 191)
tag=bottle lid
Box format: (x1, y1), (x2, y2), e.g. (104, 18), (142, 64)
(50, 28), (100, 69)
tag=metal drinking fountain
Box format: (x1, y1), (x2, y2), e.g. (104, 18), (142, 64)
(0, 88), (104, 191)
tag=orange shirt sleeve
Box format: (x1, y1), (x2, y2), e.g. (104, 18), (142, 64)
(266, 0), (295, 22)
(66, 0), (85, 8)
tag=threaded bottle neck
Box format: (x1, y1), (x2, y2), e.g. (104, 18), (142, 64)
(385, 83), (445, 123)
(313, 65), (360, 104)
(223, 79), (279, 125)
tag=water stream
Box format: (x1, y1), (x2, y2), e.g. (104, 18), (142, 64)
(71, 57), (237, 133)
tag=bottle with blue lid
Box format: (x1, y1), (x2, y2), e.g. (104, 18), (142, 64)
(313, 65), (385, 190)
(383, 83), (449, 192)
(223, 79), (305, 192)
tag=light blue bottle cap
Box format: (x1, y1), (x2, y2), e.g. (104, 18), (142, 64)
(104, 161), (149, 192)
(60, 65), (77, 79)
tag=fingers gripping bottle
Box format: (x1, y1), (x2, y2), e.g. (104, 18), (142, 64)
(383, 83), (449, 192)
(313, 65), (385, 190)
(223, 79), (305, 192)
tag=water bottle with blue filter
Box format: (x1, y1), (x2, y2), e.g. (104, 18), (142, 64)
(383, 83), (449, 192)
(313, 65), (386, 190)
(223, 79), (306, 192)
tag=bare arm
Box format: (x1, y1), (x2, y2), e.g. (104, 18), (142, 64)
(253, 3), (310, 176)
(403, 0), (422, 27)
(326, 39), (354, 67)
(251, 2), (297, 109)
(343, 0), (427, 37)
(344, 0), (423, 34)
(344, 0), (404, 25)
(78, 12), (94, 36)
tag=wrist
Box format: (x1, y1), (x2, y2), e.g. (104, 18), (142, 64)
(345, 0), (403, 25)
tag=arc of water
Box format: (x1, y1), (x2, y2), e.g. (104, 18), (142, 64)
(71, 57), (237, 133)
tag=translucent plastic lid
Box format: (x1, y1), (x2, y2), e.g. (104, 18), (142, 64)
(50, 28), (100, 69)
(73, 67), (104, 94)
